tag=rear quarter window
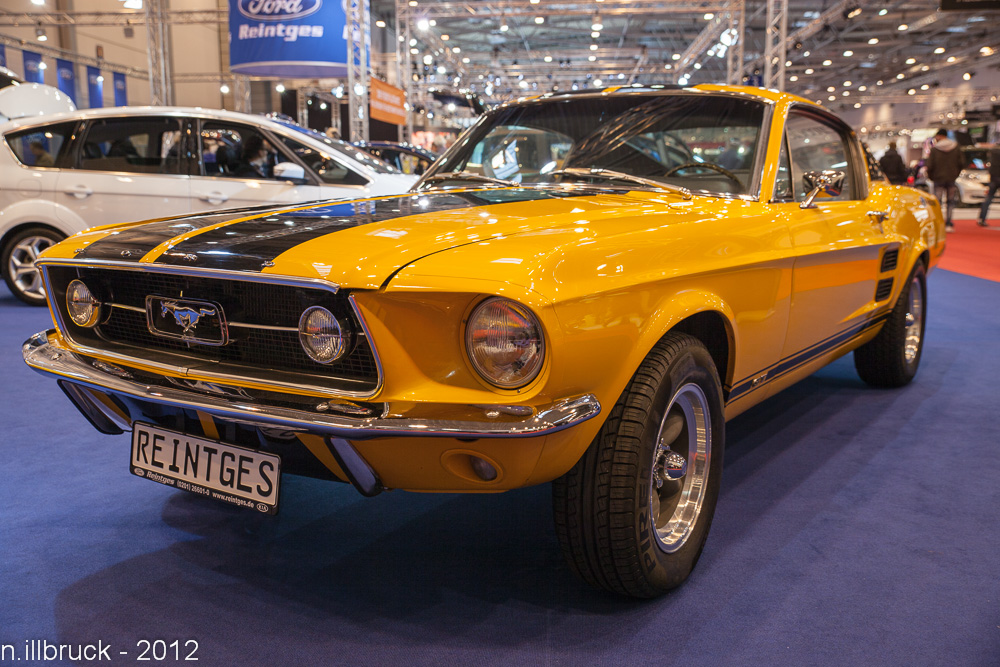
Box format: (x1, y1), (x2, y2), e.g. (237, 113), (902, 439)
(4, 122), (77, 168)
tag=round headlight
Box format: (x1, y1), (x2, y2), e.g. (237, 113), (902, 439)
(298, 306), (349, 364)
(66, 279), (100, 328)
(466, 297), (544, 388)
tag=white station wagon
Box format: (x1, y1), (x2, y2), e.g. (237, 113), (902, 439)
(0, 106), (416, 304)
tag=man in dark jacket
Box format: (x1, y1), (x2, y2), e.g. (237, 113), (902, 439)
(926, 129), (963, 232)
(977, 145), (1000, 228)
(878, 141), (908, 185)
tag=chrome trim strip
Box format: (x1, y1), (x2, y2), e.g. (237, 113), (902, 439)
(38, 261), (383, 399)
(110, 302), (145, 313)
(37, 258), (342, 293)
(24, 331), (601, 439)
(228, 322), (298, 332)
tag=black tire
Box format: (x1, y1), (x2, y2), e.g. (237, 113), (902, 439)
(854, 262), (927, 388)
(552, 333), (726, 598)
(1, 226), (64, 306)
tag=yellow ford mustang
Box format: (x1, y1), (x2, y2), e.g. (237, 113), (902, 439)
(23, 85), (944, 597)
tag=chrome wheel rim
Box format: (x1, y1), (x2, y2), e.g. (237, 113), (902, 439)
(903, 275), (924, 365)
(8, 235), (54, 300)
(650, 382), (712, 553)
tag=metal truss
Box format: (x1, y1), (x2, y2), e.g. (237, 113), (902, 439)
(396, 0), (414, 141)
(232, 75), (251, 114)
(144, 0), (172, 106)
(347, 0), (371, 142)
(673, 15), (726, 80)
(0, 10), (226, 27)
(401, 1), (730, 20)
(0, 33), (146, 76)
(762, 0), (787, 90)
(726, 0), (745, 86)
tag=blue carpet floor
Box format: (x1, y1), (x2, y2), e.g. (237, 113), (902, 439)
(1, 269), (998, 666)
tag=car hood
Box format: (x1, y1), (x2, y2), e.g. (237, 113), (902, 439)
(56, 185), (729, 290)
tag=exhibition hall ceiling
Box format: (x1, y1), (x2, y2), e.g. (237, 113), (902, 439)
(379, 0), (999, 108)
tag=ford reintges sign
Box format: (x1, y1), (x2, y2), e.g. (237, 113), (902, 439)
(237, 0), (322, 21)
(229, 0), (346, 77)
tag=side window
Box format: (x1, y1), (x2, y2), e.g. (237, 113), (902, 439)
(773, 136), (793, 202)
(199, 121), (280, 180)
(5, 122), (77, 168)
(79, 117), (183, 174)
(783, 113), (856, 201)
(278, 135), (367, 186)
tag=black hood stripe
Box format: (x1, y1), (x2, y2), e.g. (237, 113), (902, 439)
(74, 203), (303, 264)
(149, 188), (600, 272)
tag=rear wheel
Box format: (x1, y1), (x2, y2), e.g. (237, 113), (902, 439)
(552, 333), (725, 598)
(854, 262), (927, 388)
(2, 226), (64, 306)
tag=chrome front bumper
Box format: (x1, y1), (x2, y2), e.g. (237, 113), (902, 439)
(23, 330), (601, 440)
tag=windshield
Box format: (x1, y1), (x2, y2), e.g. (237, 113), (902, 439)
(274, 121), (400, 174)
(427, 93), (766, 197)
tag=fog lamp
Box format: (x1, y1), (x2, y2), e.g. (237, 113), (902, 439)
(298, 306), (348, 363)
(465, 297), (544, 388)
(66, 279), (100, 327)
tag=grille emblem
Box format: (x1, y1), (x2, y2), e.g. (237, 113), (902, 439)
(146, 295), (228, 346)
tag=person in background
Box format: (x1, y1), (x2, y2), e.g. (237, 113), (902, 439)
(976, 144), (1000, 228)
(926, 128), (963, 232)
(28, 141), (54, 167)
(879, 141), (908, 185)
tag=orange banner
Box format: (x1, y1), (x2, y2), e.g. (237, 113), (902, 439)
(369, 79), (407, 125)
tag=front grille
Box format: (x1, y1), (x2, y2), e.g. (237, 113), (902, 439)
(875, 278), (894, 302)
(45, 265), (380, 395)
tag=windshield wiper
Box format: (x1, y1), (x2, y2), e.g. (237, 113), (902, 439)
(419, 172), (518, 188)
(548, 167), (692, 200)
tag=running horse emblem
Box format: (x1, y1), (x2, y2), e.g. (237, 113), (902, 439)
(160, 300), (218, 335)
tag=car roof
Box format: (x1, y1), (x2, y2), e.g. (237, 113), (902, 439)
(0, 105), (292, 133)
(497, 83), (818, 111)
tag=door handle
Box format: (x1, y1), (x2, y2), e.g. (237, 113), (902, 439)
(65, 185), (92, 199)
(867, 210), (888, 232)
(198, 192), (229, 204)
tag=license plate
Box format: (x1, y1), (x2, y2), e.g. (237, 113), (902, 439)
(130, 423), (280, 514)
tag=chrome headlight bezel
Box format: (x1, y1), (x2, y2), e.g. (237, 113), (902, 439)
(298, 306), (350, 364)
(465, 296), (545, 389)
(65, 279), (101, 328)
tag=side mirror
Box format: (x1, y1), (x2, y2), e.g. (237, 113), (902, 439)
(800, 169), (846, 208)
(274, 161), (308, 184)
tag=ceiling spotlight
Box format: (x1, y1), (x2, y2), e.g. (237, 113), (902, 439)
(785, 60), (792, 67)
(441, 34), (449, 40)
(981, 46), (995, 56)
(921, 84), (929, 90)
(671, 53), (681, 60)
(36, 27), (48, 41)
(842, 90), (850, 96)
(410, 48), (418, 55)
(854, 102), (861, 108)
(704, 12), (714, 20)
(544, 55), (552, 62)
(828, 95), (836, 101)
(934, 47), (945, 54)
(844, 80), (852, 86)
(804, 68), (814, 74)
(963, 71), (973, 80)
(275, 83), (286, 93)
(827, 86), (836, 92)
(920, 65), (929, 71)
(590, 44), (598, 50)
(868, 37), (879, 45)
(462, 57), (470, 63)
(319, 102), (328, 110)
(858, 85), (866, 91)
(591, 31), (600, 38)
(843, 50), (853, 57)
(822, 59), (832, 66)
(591, 15), (603, 31)
(437, 65), (446, 74)
(789, 75), (799, 82)
(664, 64), (672, 70)
(518, 80), (529, 89)
(844, 6), (862, 19)
(693, 62), (702, 69)
(38, 61), (47, 70)
(534, 16), (544, 24)
(499, 16), (508, 32)
(423, 54), (432, 64)
(896, 73), (905, 79)
(429, 19), (436, 26)
(905, 57), (916, 64)
(897, 23), (908, 31)
(375, 19), (386, 28)
(416, 18), (429, 30)
(947, 56), (957, 62)
(876, 80), (883, 85)
(908, 89), (916, 95)
(593, 78), (603, 87)
(31, 0), (44, 4)
(219, 84), (230, 94)
(878, 8), (888, 15)
(588, 55), (596, 61)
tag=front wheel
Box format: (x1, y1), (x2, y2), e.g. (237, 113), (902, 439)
(854, 262), (927, 387)
(552, 333), (726, 598)
(2, 226), (64, 306)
